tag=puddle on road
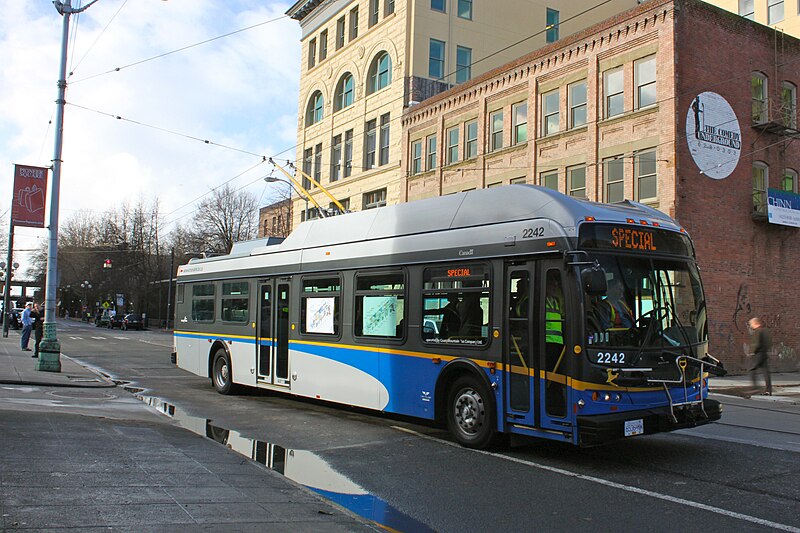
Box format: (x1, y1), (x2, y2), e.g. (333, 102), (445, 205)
(123, 386), (433, 533)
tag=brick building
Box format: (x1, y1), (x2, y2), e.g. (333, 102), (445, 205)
(258, 199), (292, 239)
(401, 0), (800, 371)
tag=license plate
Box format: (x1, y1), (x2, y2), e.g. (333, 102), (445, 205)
(624, 418), (644, 437)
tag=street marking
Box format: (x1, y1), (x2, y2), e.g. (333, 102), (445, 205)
(392, 427), (800, 532)
(113, 336), (129, 340)
(90, 336), (106, 340)
(68, 336), (83, 340)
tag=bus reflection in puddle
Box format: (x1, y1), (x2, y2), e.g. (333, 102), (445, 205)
(129, 390), (432, 533)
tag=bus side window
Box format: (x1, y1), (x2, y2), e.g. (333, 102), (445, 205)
(191, 283), (215, 322)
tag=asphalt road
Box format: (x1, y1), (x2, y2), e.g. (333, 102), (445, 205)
(57, 319), (800, 533)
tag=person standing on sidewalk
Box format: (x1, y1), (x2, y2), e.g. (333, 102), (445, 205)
(20, 302), (33, 351)
(748, 317), (772, 395)
(31, 302), (44, 358)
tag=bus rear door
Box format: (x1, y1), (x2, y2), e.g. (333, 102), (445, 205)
(256, 279), (291, 387)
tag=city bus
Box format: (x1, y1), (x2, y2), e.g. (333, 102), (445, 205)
(172, 185), (725, 448)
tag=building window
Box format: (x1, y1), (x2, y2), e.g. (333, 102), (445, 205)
(605, 67), (624, 118)
(379, 113), (390, 166)
(319, 30), (328, 61)
(429, 39), (445, 79)
(753, 162), (768, 215)
(447, 126), (459, 164)
(369, 0), (379, 27)
(334, 74), (354, 112)
(513, 102), (528, 144)
(313, 143), (322, 185)
(546, 8), (559, 43)
(308, 38), (316, 69)
(458, 0), (472, 19)
(490, 110), (504, 151)
(465, 120), (478, 159)
(365, 119), (377, 170)
(411, 140), (423, 174)
(336, 17), (346, 49)
(768, 0), (784, 24)
(542, 89), (559, 135)
(636, 149), (657, 203)
(344, 130), (353, 178)
(781, 81), (797, 128)
(568, 81), (587, 128)
(349, 7), (359, 40)
(782, 168), (798, 193)
(431, 0), (446, 13)
(604, 157), (624, 203)
(456, 46), (472, 84)
(426, 134), (437, 170)
(635, 55), (657, 109)
(752, 72), (769, 124)
(364, 188), (387, 209)
(331, 134), (342, 182)
(385, 0), (395, 16)
(540, 170), (558, 191)
(305, 91), (324, 126)
(302, 148), (312, 189)
(739, 0), (754, 19)
(568, 165), (586, 198)
(368, 52), (392, 94)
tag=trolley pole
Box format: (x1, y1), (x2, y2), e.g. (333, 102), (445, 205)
(38, 0), (102, 372)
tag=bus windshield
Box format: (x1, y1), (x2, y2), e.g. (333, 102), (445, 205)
(584, 253), (707, 351)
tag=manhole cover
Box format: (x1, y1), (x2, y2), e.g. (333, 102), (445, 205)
(48, 390), (117, 400)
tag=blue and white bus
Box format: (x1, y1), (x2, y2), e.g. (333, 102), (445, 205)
(173, 185), (724, 448)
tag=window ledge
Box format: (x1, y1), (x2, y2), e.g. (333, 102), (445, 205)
(599, 105), (659, 127)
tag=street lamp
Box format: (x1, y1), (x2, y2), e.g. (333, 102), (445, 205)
(1, 261), (20, 338)
(265, 176), (308, 220)
(80, 280), (91, 310)
(39, 0), (103, 372)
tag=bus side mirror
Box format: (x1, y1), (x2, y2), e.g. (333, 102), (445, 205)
(581, 267), (607, 296)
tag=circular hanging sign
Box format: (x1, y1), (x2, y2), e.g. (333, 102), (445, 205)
(685, 92), (741, 180)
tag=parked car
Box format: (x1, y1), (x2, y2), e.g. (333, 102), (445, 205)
(108, 313), (124, 329)
(122, 313), (143, 331)
(7, 307), (24, 330)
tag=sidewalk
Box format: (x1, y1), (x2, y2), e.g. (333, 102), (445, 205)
(709, 371), (800, 403)
(0, 330), (379, 531)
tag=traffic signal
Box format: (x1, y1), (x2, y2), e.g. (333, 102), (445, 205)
(103, 259), (112, 269)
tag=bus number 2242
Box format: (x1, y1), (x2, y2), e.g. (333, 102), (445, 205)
(522, 227), (545, 238)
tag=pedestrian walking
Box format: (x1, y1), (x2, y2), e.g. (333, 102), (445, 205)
(748, 317), (772, 395)
(20, 302), (33, 351)
(32, 302), (44, 358)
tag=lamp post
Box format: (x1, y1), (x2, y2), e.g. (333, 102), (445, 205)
(265, 176), (308, 222)
(80, 280), (91, 310)
(38, 0), (102, 372)
(1, 261), (19, 338)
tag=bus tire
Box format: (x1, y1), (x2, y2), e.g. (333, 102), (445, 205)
(446, 375), (496, 449)
(211, 348), (235, 395)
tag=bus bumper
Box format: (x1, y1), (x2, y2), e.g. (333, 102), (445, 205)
(577, 399), (722, 446)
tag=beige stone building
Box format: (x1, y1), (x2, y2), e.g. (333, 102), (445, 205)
(286, 0), (643, 226)
(704, 0), (800, 36)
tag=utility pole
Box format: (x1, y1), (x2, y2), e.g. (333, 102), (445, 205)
(2, 223), (14, 337)
(38, 0), (101, 372)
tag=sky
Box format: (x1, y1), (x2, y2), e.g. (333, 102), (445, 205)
(0, 0), (301, 271)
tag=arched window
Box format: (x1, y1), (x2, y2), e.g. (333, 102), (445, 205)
(305, 91), (324, 126)
(334, 73), (355, 111)
(367, 52), (392, 95)
(753, 161), (768, 215)
(782, 168), (798, 193)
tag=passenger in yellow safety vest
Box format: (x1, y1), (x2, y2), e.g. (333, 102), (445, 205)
(545, 293), (563, 346)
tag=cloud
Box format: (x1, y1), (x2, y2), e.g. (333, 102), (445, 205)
(0, 0), (301, 246)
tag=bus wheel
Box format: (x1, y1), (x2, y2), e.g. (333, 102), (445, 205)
(446, 376), (495, 449)
(212, 348), (234, 395)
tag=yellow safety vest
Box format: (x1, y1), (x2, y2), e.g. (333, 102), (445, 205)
(545, 296), (563, 344)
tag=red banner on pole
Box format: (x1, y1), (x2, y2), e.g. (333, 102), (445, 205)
(11, 164), (48, 228)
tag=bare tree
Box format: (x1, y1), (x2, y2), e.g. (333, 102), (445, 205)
(191, 184), (259, 254)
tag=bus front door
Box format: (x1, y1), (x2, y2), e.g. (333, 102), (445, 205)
(538, 263), (571, 432)
(504, 265), (538, 429)
(256, 280), (291, 388)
